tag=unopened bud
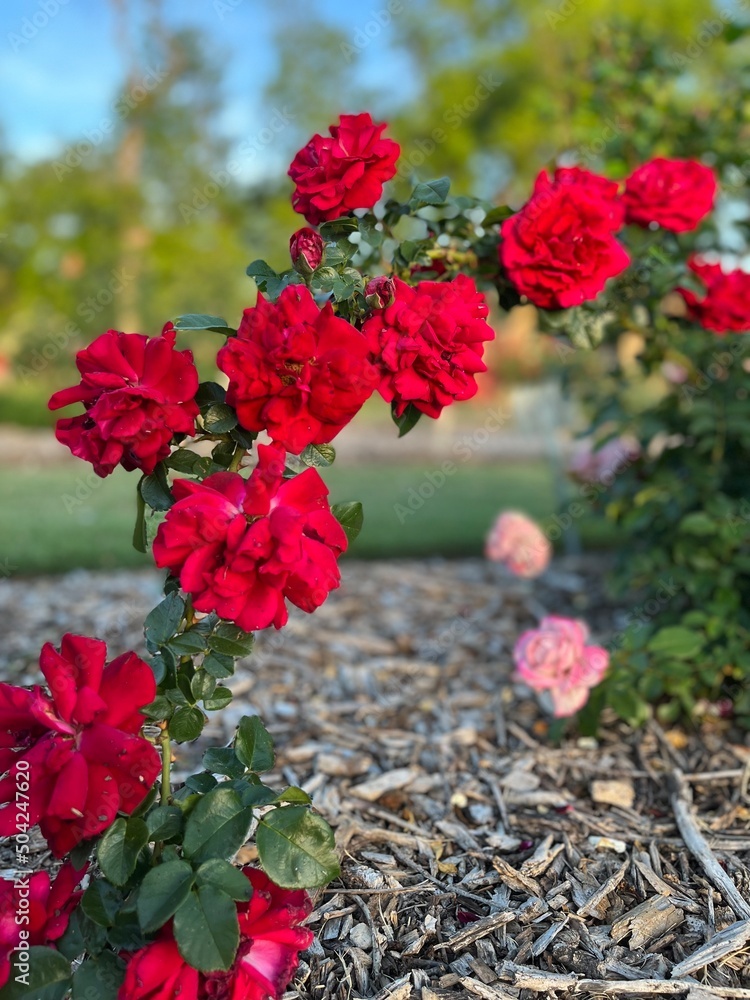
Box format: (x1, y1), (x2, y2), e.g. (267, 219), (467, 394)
(289, 227), (325, 274)
(364, 275), (396, 309)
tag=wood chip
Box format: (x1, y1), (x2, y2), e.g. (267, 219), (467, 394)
(591, 778), (636, 809)
(350, 767), (421, 801)
(611, 895), (685, 950)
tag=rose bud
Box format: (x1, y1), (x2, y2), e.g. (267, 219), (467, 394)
(364, 275), (396, 309)
(290, 227), (325, 274)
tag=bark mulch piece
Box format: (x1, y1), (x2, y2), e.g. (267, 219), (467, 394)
(1, 558), (749, 998)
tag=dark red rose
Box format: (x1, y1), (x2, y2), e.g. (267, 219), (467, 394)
(153, 443), (348, 632)
(362, 275), (494, 418)
(676, 256), (750, 334)
(622, 158), (716, 232)
(288, 113), (400, 226)
(289, 227), (325, 274)
(48, 324), (199, 477)
(201, 868), (313, 1000)
(0, 635), (160, 857)
(119, 929), (199, 1000)
(363, 275), (396, 309)
(217, 286), (377, 455)
(0, 862), (86, 988)
(499, 167), (630, 310)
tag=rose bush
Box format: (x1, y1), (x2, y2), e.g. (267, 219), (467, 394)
(3, 104), (738, 998)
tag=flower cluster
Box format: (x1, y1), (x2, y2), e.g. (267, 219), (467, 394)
(677, 256), (750, 334)
(485, 511), (551, 578)
(500, 158), (716, 310)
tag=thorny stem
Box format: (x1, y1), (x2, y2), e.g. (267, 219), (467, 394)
(228, 447), (246, 473)
(160, 726), (171, 807)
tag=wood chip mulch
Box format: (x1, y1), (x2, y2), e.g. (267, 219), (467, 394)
(1, 558), (749, 999)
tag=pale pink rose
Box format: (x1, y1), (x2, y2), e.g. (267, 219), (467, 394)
(513, 615), (609, 717)
(567, 435), (640, 485)
(661, 360), (689, 385)
(485, 511), (552, 578)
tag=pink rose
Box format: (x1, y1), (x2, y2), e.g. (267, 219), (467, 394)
(485, 511), (551, 578)
(567, 435), (640, 485)
(513, 615), (609, 717)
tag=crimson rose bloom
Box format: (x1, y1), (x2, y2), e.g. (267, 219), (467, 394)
(119, 929), (199, 1000)
(288, 113), (400, 225)
(217, 286), (377, 454)
(622, 158), (716, 232)
(153, 443), (347, 631)
(0, 862), (86, 988)
(499, 167), (630, 310)
(48, 324), (199, 477)
(363, 275), (494, 418)
(201, 868), (313, 1000)
(119, 870), (312, 1000)
(0, 634), (160, 856)
(676, 257), (750, 334)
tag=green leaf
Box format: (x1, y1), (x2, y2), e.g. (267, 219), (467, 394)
(202, 402), (238, 434)
(166, 449), (204, 475)
(392, 402), (423, 438)
(680, 512), (717, 536)
(146, 805), (184, 841)
(483, 204), (513, 225)
(203, 747), (246, 778)
(246, 259), (279, 287)
(203, 686), (233, 711)
(208, 623), (255, 658)
(170, 706), (206, 743)
(144, 592), (185, 650)
(139, 473), (173, 512)
(57, 907), (105, 961)
(194, 860), (253, 901)
(142, 694), (172, 721)
(132, 486), (147, 553)
(409, 177), (450, 207)
(257, 806), (340, 888)
(331, 501), (364, 544)
(137, 861), (195, 933)
(276, 786), (313, 804)
(173, 886), (239, 974)
(300, 443), (336, 467)
(319, 217), (359, 242)
(72, 951), (126, 1000)
(195, 381), (226, 407)
(97, 817), (149, 886)
(82, 880), (122, 927)
(182, 786), (254, 864)
(203, 652), (235, 679)
(3, 947), (71, 1000)
(235, 715), (275, 773)
(106, 910), (147, 952)
(168, 630), (208, 656)
(648, 627), (705, 660)
(173, 314), (236, 336)
(191, 670), (217, 701)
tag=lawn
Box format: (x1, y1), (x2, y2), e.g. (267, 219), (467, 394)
(0, 461), (586, 575)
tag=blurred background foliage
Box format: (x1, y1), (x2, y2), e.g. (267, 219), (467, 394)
(1, 0), (748, 426)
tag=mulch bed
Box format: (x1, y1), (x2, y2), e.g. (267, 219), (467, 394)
(1, 558), (749, 998)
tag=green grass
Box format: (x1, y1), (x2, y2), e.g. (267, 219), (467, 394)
(0, 461), (571, 575)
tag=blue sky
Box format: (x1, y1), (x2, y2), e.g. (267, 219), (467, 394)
(0, 0), (413, 174)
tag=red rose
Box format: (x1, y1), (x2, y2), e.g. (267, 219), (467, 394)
(153, 443), (347, 631)
(676, 256), (750, 334)
(364, 275), (396, 309)
(499, 167), (630, 310)
(0, 862), (86, 988)
(0, 635), (160, 857)
(622, 158), (716, 232)
(217, 286), (377, 454)
(288, 113), (400, 226)
(119, 930), (199, 1000)
(289, 227), (325, 274)
(48, 324), (199, 478)
(119, 870), (312, 1000)
(362, 275), (494, 418)
(201, 868), (313, 1000)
